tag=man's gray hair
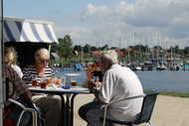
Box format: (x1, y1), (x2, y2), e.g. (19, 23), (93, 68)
(101, 50), (118, 64)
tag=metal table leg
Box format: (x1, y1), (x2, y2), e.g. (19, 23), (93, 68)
(59, 95), (66, 126)
(70, 94), (78, 126)
(64, 94), (78, 126)
(66, 94), (71, 126)
(62, 93), (89, 126)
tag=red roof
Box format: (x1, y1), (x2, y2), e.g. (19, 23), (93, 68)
(125, 48), (132, 52)
(91, 51), (102, 55)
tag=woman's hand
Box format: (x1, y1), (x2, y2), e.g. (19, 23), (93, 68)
(43, 77), (62, 85)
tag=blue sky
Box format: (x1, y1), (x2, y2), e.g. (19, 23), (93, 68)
(4, 0), (189, 48)
(4, 0), (124, 18)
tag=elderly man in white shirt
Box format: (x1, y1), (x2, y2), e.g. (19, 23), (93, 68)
(79, 50), (144, 126)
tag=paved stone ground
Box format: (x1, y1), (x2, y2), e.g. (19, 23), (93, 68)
(73, 94), (189, 126)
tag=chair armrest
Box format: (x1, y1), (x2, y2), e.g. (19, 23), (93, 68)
(8, 98), (26, 109)
(17, 108), (38, 126)
(8, 98), (38, 126)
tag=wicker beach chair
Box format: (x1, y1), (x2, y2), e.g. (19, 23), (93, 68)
(101, 92), (159, 126)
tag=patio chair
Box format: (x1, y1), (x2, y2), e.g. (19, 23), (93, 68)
(5, 77), (43, 126)
(100, 92), (159, 126)
(8, 98), (39, 126)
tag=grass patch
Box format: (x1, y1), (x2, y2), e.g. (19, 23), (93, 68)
(144, 89), (189, 98)
(160, 92), (189, 98)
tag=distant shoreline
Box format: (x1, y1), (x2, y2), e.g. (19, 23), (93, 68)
(145, 90), (189, 98)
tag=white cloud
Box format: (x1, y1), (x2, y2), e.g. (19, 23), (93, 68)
(56, 0), (189, 48)
(86, 4), (109, 15)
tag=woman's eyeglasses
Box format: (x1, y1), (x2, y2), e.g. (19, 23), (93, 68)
(37, 59), (49, 64)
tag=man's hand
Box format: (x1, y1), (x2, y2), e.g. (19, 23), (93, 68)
(94, 82), (103, 88)
(88, 81), (104, 92)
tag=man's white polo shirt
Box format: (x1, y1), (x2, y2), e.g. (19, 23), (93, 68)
(98, 64), (144, 121)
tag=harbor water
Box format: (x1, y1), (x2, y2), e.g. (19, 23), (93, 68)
(136, 71), (189, 93)
(55, 68), (189, 93)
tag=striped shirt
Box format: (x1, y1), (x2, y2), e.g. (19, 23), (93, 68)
(22, 65), (55, 84)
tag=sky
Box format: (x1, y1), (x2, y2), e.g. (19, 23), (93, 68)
(4, 0), (189, 48)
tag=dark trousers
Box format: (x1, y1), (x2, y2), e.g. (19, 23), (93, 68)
(79, 101), (136, 126)
(79, 100), (104, 126)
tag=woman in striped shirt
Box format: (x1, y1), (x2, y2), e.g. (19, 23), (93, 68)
(23, 48), (62, 126)
(23, 64), (55, 84)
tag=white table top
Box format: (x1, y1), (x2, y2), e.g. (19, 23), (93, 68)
(29, 85), (90, 94)
(64, 73), (80, 77)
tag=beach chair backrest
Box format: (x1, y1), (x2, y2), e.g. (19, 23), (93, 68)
(136, 92), (159, 124)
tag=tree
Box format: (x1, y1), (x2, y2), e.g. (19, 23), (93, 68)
(83, 44), (91, 53)
(101, 44), (109, 50)
(74, 45), (82, 52)
(58, 35), (73, 61)
(90, 46), (98, 51)
(153, 45), (162, 50)
(184, 47), (189, 56)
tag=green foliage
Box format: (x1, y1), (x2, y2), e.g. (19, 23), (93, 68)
(130, 44), (149, 52)
(184, 46), (189, 55)
(100, 44), (109, 50)
(144, 89), (189, 98)
(74, 45), (82, 52)
(52, 33), (188, 66)
(160, 91), (189, 98)
(58, 35), (73, 61)
(83, 44), (91, 53)
(90, 46), (98, 51)
(51, 44), (59, 52)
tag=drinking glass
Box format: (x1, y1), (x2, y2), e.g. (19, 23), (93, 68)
(60, 76), (66, 86)
(71, 80), (77, 86)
